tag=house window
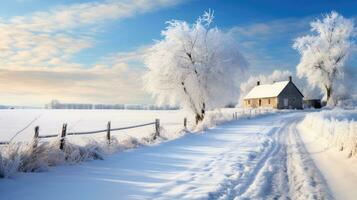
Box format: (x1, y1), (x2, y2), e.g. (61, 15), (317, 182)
(259, 99), (262, 106)
(248, 100), (250, 104)
(268, 99), (271, 104)
(284, 98), (289, 107)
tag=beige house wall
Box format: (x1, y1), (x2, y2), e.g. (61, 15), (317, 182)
(244, 97), (277, 109)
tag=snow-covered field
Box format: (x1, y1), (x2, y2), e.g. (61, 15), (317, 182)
(0, 109), (192, 143)
(0, 108), (277, 144)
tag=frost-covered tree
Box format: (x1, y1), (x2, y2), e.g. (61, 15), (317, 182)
(293, 11), (356, 106)
(144, 10), (248, 124)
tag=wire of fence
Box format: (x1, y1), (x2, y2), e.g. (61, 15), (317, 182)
(9, 114), (43, 142)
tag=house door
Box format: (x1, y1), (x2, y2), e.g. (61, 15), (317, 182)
(259, 99), (261, 106)
(283, 98), (288, 107)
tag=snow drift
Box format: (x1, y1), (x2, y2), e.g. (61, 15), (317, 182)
(298, 109), (357, 158)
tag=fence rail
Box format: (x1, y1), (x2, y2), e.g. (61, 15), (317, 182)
(0, 141), (9, 145)
(0, 117), (188, 150)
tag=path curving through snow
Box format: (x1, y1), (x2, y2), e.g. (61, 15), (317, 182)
(210, 112), (333, 200)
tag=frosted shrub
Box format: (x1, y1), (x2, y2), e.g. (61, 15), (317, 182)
(118, 136), (140, 149)
(64, 141), (104, 163)
(195, 108), (279, 132)
(0, 145), (21, 178)
(19, 142), (55, 172)
(0, 133), (162, 178)
(298, 109), (357, 157)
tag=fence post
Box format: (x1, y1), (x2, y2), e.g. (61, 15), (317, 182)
(107, 121), (111, 145)
(155, 119), (160, 139)
(59, 123), (67, 150)
(33, 126), (39, 149)
(184, 117), (187, 129)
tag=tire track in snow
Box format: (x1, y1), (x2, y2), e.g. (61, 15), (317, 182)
(209, 125), (282, 199)
(237, 124), (290, 200)
(151, 129), (261, 200)
(211, 113), (333, 200)
(286, 123), (333, 200)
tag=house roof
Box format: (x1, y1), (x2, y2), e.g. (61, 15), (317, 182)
(244, 81), (290, 99)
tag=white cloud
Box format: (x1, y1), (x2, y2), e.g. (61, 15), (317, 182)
(0, 57), (149, 106)
(10, 0), (185, 32)
(0, 0), (185, 69)
(0, 0), (186, 106)
(230, 18), (310, 37)
(102, 45), (151, 67)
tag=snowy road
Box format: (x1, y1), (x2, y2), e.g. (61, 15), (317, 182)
(0, 112), (339, 199)
(210, 112), (332, 200)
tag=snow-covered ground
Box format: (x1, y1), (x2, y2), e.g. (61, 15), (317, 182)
(0, 111), (288, 200)
(298, 109), (357, 200)
(0, 109), (356, 200)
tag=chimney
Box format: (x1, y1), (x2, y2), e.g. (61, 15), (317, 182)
(289, 76), (292, 82)
(257, 81), (260, 86)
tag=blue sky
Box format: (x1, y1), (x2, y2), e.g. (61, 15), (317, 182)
(0, 0), (356, 106)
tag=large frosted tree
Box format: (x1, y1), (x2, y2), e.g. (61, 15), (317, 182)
(293, 11), (355, 106)
(144, 11), (248, 124)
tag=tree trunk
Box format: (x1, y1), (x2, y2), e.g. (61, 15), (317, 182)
(325, 85), (335, 106)
(195, 103), (205, 125)
(326, 87), (331, 102)
(195, 113), (203, 125)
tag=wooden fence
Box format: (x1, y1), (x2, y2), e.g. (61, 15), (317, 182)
(232, 109), (272, 120)
(0, 108), (273, 147)
(0, 117), (189, 149)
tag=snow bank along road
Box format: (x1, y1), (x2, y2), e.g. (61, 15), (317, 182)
(0, 111), (350, 200)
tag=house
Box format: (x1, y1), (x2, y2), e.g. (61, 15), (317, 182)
(243, 76), (304, 109)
